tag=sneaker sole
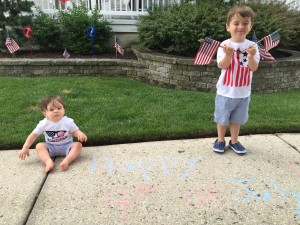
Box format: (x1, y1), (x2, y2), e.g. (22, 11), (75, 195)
(213, 148), (224, 153)
(228, 145), (246, 154)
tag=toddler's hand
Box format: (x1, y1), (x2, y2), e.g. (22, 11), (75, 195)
(19, 148), (29, 160)
(77, 131), (88, 142)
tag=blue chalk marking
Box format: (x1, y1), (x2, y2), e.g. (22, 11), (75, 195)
(270, 179), (286, 198)
(128, 162), (136, 171)
(162, 161), (169, 175)
(139, 160), (149, 181)
(91, 154), (114, 175)
(181, 158), (200, 180)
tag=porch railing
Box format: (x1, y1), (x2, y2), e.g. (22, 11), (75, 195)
(31, 0), (180, 19)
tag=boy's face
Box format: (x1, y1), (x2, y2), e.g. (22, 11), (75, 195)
(226, 13), (253, 42)
(43, 100), (65, 122)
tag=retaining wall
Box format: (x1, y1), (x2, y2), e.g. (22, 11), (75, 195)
(0, 48), (299, 93)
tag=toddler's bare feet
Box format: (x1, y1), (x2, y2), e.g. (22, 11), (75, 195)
(45, 159), (55, 173)
(59, 158), (70, 171)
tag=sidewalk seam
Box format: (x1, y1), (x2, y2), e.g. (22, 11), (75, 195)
(22, 157), (56, 225)
(275, 133), (300, 153)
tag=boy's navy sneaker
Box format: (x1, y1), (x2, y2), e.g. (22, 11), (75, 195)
(228, 140), (247, 154)
(213, 140), (225, 153)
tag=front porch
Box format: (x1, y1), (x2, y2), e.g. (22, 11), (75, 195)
(31, 0), (179, 32)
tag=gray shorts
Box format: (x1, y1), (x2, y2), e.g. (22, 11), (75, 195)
(214, 95), (250, 126)
(46, 141), (73, 158)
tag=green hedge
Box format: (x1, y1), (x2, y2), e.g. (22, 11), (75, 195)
(32, 3), (112, 54)
(1, 1), (112, 54)
(137, 0), (300, 56)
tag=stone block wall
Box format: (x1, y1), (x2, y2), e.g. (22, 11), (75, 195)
(0, 48), (299, 93)
(133, 48), (300, 93)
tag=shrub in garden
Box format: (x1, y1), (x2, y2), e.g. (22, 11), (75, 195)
(0, 0), (34, 48)
(137, 0), (300, 56)
(58, 3), (112, 54)
(32, 9), (63, 51)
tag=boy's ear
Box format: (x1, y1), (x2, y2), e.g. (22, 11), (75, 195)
(42, 111), (47, 117)
(226, 24), (230, 32)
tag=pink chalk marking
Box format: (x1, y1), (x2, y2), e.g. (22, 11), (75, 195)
(105, 187), (132, 221)
(183, 182), (222, 208)
(135, 184), (153, 194)
(286, 162), (300, 177)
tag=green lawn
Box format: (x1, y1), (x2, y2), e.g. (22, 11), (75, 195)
(0, 76), (299, 150)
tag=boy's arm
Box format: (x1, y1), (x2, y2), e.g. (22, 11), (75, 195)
(247, 45), (259, 72)
(19, 132), (40, 160)
(73, 130), (88, 142)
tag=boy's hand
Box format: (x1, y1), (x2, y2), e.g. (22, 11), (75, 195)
(19, 148), (30, 160)
(223, 45), (234, 56)
(247, 45), (257, 58)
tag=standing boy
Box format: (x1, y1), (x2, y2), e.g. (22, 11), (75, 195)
(213, 6), (260, 154)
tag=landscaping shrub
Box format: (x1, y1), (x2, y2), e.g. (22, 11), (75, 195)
(0, 0), (34, 47)
(19, 1), (112, 54)
(58, 3), (112, 54)
(137, 0), (300, 56)
(32, 9), (62, 51)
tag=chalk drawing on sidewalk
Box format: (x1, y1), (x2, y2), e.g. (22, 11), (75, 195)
(285, 161), (300, 177)
(223, 178), (300, 219)
(104, 184), (160, 221)
(90, 154), (202, 181)
(183, 181), (223, 208)
(88, 153), (300, 222)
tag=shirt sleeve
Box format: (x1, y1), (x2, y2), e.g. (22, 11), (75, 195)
(67, 118), (79, 133)
(33, 120), (45, 135)
(216, 41), (227, 68)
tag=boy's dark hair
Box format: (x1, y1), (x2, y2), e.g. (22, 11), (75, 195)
(226, 6), (255, 25)
(40, 96), (65, 111)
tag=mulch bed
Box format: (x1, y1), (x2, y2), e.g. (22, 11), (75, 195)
(0, 49), (138, 60)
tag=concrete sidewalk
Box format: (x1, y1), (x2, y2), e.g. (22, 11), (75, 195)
(1, 133), (300, 225)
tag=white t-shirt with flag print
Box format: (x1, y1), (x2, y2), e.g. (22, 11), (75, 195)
(33, 116), (79, 144)
(216, 39), (260, 98)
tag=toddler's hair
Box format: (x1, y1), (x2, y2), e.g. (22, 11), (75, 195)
(40, 96), (65, 111)
(226, 6), (255, 25)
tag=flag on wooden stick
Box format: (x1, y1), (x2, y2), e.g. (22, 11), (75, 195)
(115, 36), (124, 56)
(252, 32), (275, 61)
(5, 36), (20, 54)
(63, 48), (70, 59)
(194, 37), (220, 65)
(263, 30), (280, 53)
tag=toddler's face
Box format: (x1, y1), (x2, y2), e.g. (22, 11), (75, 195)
(226, 13), (253, 42)
(43, 100), (65, 122)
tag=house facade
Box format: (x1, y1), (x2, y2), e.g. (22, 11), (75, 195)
(31, 0), (179, 31)
(30, 0), (298, 47)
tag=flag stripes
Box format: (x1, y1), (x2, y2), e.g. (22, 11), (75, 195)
(115, 36), (124, 56)
(223, 50), (250, 87)
(5, 36), (20, 54)
(194, 37), (220, 65)
(252, 32), (275, 61)
(263, 30), (280, 53)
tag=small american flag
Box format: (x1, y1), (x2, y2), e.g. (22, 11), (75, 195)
(194, 37), (220, 65)
(5, 36), (20, 54)
(63, 48), (70, 59)
(263, 30), (280, 53)
(252, 32), (275, 61)
(115, 36), (124, 56)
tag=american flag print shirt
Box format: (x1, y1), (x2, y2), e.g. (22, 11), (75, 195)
(216, 39), (260, 98)
(33, 116), (79, 144)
